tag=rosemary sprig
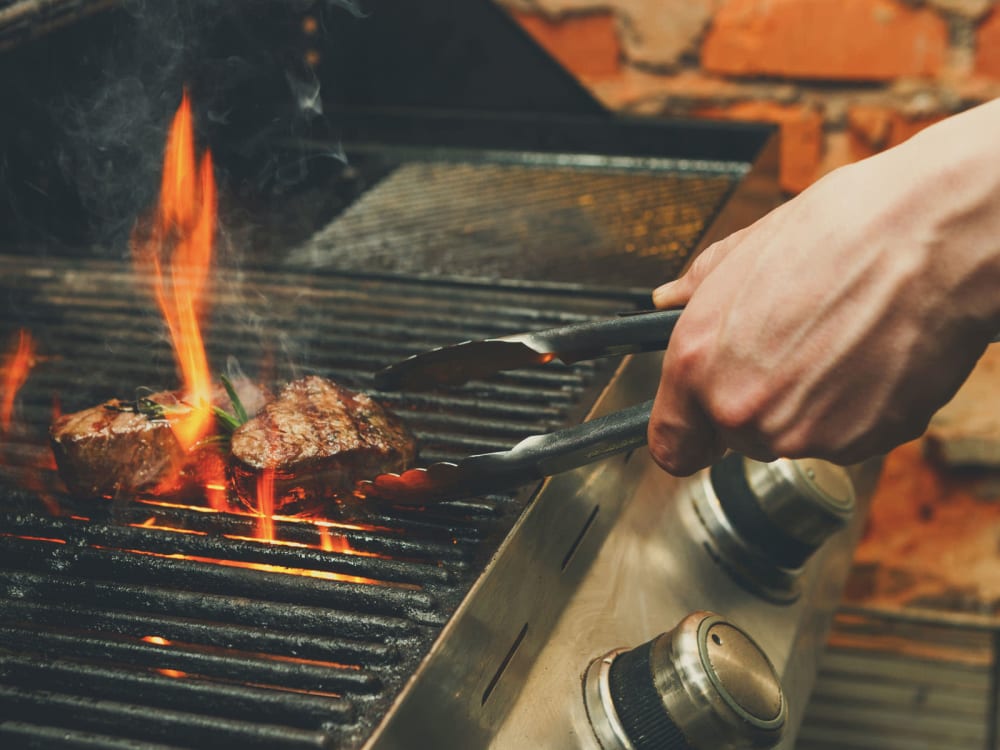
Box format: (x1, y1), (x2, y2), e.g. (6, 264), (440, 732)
(105, 394), (178, 421)
(136, 397), (167, 420)
(212, 406), (242, 433)
(106, 375), (252, 438)
(221, 374), (249, 425)
(213, 374), (251, 435)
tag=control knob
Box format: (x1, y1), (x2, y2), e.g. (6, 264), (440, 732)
(692, 453), (856, 601)
(584, 612), (785, 750)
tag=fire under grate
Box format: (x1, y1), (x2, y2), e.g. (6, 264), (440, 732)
(0, 253), (644, 748)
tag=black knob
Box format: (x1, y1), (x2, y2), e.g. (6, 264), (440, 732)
(584, 612), (785, 750)
(710, 453), (855, 569)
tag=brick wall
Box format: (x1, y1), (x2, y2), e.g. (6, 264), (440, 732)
(499, 0), (1000, 193)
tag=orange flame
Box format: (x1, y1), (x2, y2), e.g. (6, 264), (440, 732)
(318, 525), (335, 552)
(1, 329), (36, 433)
(319, 526), (353, 554)
(256, 468), (275, 542)
(133, 92), (217, 451)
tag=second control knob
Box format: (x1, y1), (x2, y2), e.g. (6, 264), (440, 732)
(584, 612), (786, 750)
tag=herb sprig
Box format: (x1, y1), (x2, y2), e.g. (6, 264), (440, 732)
(212, 374), (250, 433)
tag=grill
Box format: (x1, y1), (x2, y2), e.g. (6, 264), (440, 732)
(0, 2), (882, 750)
(0, 254), (641, 748)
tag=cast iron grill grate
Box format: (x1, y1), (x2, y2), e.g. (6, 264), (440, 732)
(0, 254), (644, 748)
(287, 158), (741, 290)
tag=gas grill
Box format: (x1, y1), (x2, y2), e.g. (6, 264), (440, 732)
(0, 2), (878, 749)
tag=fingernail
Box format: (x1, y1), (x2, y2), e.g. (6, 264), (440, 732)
(651, 281), (675, 308)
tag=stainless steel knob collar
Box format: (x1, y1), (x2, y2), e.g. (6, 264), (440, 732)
(584, 612), (786, 750)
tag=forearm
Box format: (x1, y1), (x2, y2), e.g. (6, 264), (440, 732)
(873, 99), (1000, 334)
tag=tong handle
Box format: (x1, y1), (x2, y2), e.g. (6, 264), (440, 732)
(459, 399), (653, 495)
(506, 308), (682, 365)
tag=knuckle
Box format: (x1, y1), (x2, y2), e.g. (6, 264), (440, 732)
(664, 332), (709, 388)
(706, 389), (763, 435)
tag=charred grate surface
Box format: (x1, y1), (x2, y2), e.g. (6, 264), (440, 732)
(287, 159), (740, 290)
(0, 253), (642, 748)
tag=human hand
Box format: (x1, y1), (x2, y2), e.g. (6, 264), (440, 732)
(647, 102), (1000, 476)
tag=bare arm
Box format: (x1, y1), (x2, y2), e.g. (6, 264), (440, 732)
(648, 98), (1000, 476)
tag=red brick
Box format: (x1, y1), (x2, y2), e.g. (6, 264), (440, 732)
(702, 0), (948, 81)
(511, 11), (622, 81)
(846, 105), (946, 160)
(694, 102), (823, 193)
(975, 9), (1000, 78)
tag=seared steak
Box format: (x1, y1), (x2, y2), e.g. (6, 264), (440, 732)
(50, 380), (269, 499)
(229, 376), (417, 502)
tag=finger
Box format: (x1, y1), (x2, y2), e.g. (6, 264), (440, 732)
(647, 359), (726, 476)
(651, 238), (732, 309)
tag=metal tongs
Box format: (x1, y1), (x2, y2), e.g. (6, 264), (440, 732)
(356, 308), (682, 505)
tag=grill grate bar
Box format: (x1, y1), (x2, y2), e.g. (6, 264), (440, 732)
(0, 686), (334, 750)
(23, 298), (605, 347)
(0, 536), (441, 617)
(0, 600), (399, 666)
(25, 308), (601, 366)
(0, 494), (484, 559)
(0, 627), (382, 695)
(0, 256), (636, 322)
(0, 570), (419, 639)
(0, 722), (185, 750)
(0, 515), (454, 586)
(112, 501), (483, 555)
(0, 653), (356, 727)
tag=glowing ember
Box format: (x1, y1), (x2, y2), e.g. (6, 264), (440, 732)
(132, 91), (217, 452)
(157, 669), (189, 679)
(1, 329), (36, 433)
(142, 635), (173, 646)
(0, 533), (65, 545)
(106, 547), (409, 588)
(129, 519), (206, 536)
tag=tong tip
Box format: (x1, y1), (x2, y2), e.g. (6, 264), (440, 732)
(356, 464), (462, 505)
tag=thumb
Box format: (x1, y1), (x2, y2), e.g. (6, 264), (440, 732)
(651, 238), (731, 309)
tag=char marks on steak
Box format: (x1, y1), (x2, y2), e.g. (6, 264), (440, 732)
(230, 376), (417, 502)
(50, 380), (270, 499)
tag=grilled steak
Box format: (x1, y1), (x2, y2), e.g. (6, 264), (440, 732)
(229, 376), (417, 503)
(50, 380), (269, 499)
